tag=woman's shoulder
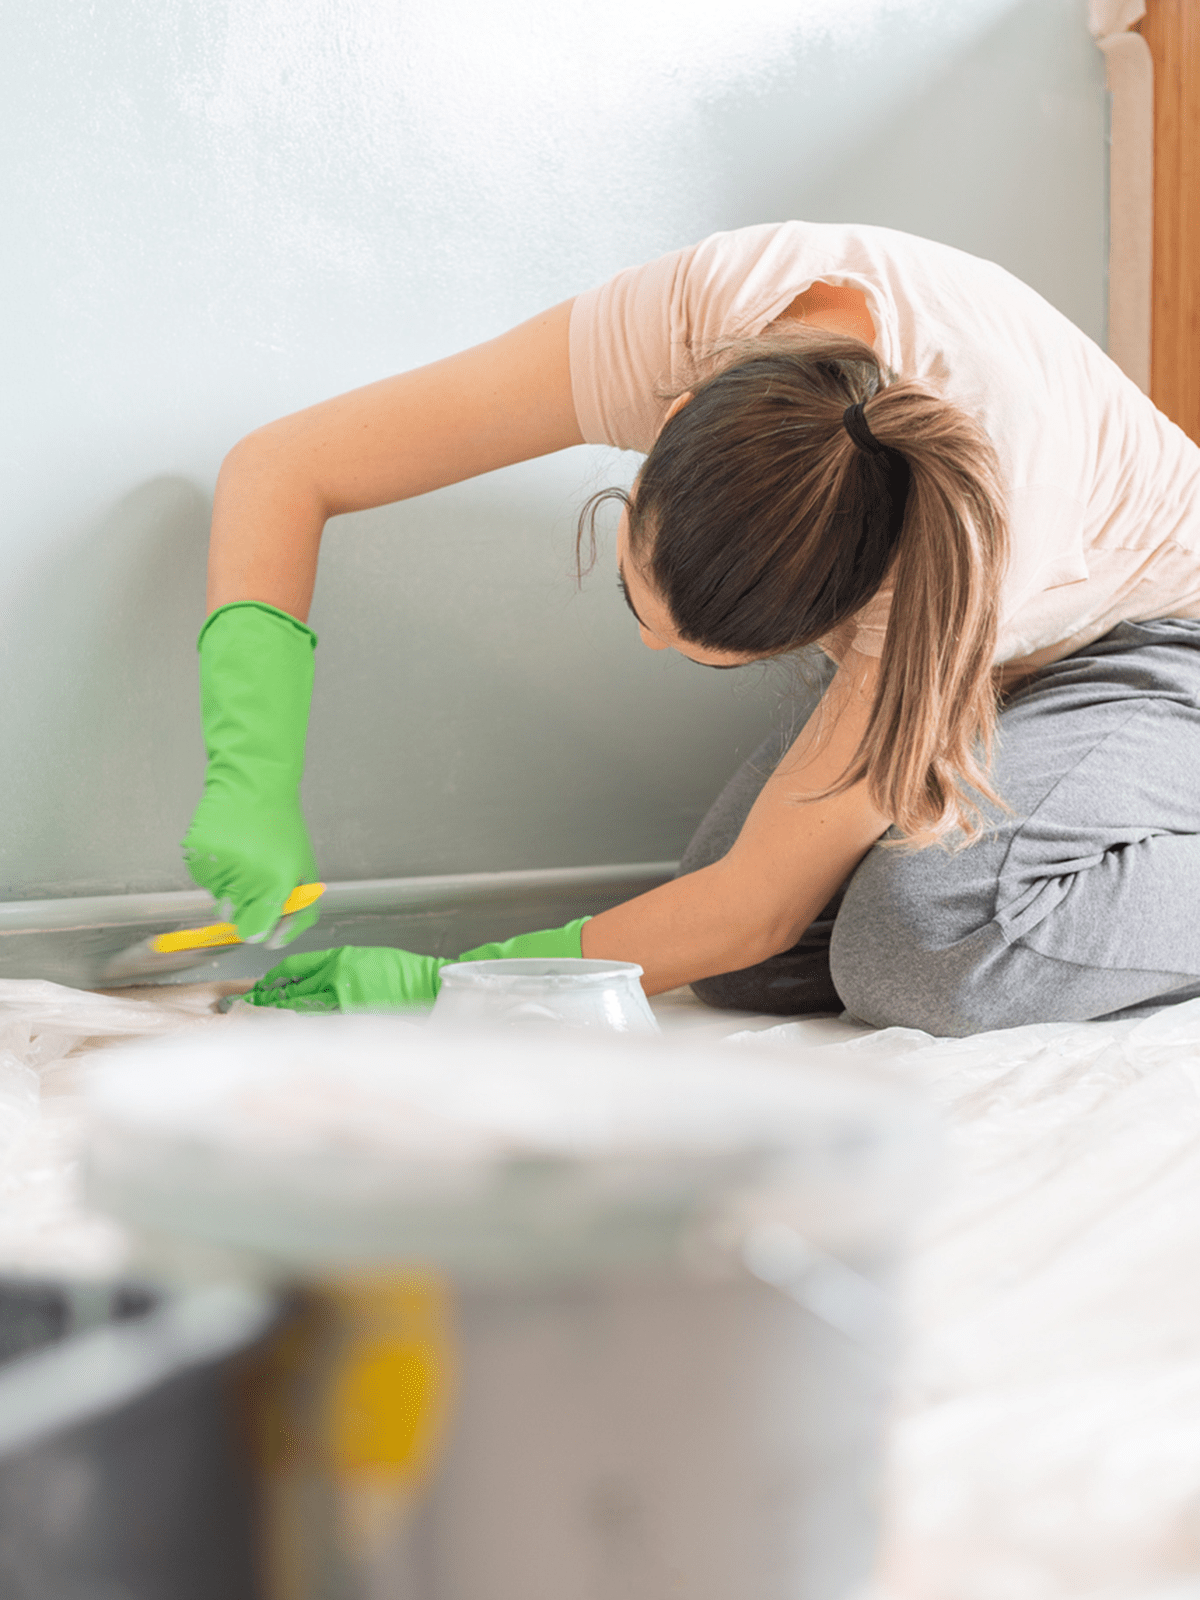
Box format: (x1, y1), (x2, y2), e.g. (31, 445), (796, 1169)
(569, 221), (897, 451)
(575, 220), (982, 322)
(568, 220), (1053, 451)
(609, 220), (1027, 311)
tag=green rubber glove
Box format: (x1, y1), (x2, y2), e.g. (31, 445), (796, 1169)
(246, 918), (592, 1013)
(182, 602), (321, 945)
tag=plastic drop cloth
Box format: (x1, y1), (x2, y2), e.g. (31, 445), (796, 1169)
(2, 976), (1200, 1597)
(0, 979), (231, 1276)
(731, 1004), (1200, 1600)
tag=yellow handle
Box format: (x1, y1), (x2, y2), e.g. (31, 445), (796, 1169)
(281, 882), (325, 916)
(151, 883), (325, 955)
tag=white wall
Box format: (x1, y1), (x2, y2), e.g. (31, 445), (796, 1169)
(0, 0), (1106, 898)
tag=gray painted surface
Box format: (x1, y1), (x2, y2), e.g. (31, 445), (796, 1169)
(0, 0), (1106, 901)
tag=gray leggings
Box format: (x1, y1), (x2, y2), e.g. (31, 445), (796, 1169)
(680, 619), (1200, 1036)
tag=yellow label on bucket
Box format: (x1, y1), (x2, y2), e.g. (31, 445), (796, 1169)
(324, 1276), (454, 1484)
(242, 1272), (456, 1484)
(238, 1270), (456, 1597)
(327, 1341), (433, 1469)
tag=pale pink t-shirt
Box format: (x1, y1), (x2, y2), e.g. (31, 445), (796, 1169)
(568, 222), (1200, 671)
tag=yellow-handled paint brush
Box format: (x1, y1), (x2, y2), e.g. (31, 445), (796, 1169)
(100, 883), (325, 985)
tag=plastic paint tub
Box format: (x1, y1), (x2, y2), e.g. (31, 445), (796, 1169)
(83, 1015), (931, 1600)
(431, 957), (659, 1034)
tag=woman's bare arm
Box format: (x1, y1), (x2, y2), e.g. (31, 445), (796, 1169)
(207, 298), (583, 619)
(581, 653), (890, 993)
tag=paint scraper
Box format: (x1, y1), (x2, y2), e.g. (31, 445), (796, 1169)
(99, 882), (325, 986)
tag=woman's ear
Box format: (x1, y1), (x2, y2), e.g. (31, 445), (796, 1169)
(662, 390), (694, 426)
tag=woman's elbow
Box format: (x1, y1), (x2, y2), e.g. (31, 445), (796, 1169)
(215, 426), (331, 525)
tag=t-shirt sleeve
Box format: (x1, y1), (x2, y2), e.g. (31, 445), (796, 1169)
(568, 224), (836, 453)
(568, 247), (687, 451)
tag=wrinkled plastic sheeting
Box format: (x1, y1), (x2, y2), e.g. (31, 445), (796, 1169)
(0, 979), (221, 1068)
(0, 979), (225, 1277)
(734, 1004), (1200, 1600)
(5, 975), (1200, 1592)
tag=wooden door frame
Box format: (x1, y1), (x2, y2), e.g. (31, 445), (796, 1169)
(1138, 0), (1200, 442)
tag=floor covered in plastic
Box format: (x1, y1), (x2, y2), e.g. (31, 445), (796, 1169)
(2, 975), (1200, 1600)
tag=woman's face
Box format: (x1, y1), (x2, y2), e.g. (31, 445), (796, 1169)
(615, 511), (756, 670)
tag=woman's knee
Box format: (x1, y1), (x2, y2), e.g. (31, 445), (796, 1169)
(830, 928), (1009, 1036)
(829, 847), (1018, 1036)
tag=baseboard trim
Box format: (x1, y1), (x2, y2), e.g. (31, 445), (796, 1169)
(0, 863), (679, 936)
(0, 864), (679, 988)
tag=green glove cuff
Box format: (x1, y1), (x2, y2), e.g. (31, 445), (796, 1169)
(197, 602), (317, 787)
(198, 599), (318, 654)
(447, 916), (591, 978)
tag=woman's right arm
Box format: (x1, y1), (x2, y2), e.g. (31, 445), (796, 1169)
(207, 297), (584, 619)
(187, 297), (584, 943)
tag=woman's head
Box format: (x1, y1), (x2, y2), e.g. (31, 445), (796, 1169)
(613, 502), (759, 669)
(579, 326), (1009, 844)
(621, 332), (916, 657)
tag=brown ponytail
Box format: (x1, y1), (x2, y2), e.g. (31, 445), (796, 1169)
(578, 326), (1009, 845)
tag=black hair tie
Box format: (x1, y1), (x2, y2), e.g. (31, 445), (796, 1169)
(841, 400), (912, 577)
(842, 401), (888, 455)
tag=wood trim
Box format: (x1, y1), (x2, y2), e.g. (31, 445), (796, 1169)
(1138, 0), (1200, 442)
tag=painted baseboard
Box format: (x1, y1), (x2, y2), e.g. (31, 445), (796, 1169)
(0, 863), (678, 989)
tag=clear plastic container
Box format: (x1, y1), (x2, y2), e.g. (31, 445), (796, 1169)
(430, 957), (659, 1034)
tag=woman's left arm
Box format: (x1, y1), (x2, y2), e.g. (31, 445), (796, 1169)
(248, 654), (890, 1012)
(581, 653), (890, 993)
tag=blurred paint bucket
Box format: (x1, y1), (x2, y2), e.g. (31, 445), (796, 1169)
(83, 1016), (932, 1600)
